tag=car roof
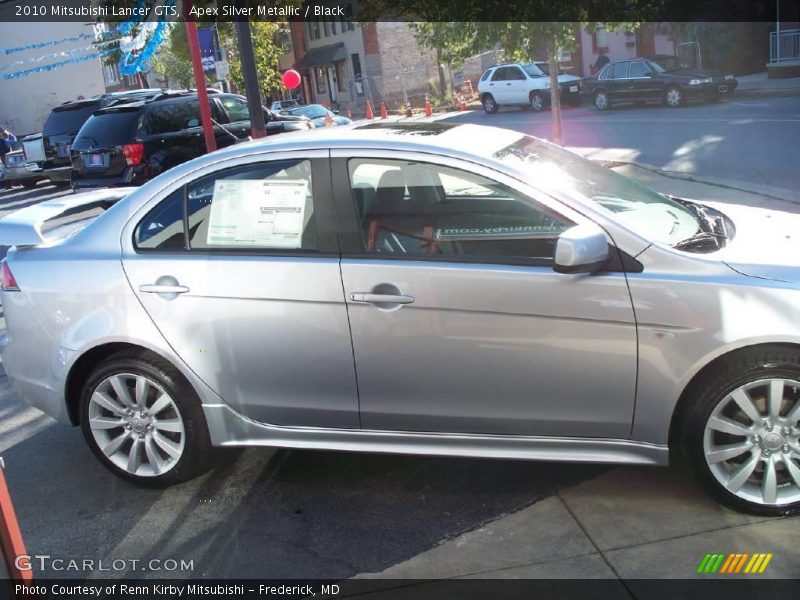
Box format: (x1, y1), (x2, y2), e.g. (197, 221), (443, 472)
(178, 121), (535, 178)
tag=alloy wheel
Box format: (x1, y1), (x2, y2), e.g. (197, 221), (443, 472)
(703, 378), (800, 506)
(594, 91), (608, 110)
(483, 96), (496, 113)
(530, 93), (544, 111)
(665, 87), (683, 107)
(88, 373), (186, 477)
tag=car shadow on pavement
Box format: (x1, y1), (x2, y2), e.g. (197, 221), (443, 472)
(2, 417), (606, 579)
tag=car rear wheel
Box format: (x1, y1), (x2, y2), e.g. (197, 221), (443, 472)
(594, 90), (610, 110)
(80, 353), (212, 486)
(664, 86), (684, 108)
(529, 92), (545, 112)
(482, 94), (498, 114)
(679, 346), (800, 516)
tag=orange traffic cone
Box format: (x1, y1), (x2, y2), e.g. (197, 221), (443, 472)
(345, 104), (352, 119)
(460, 98), (467, 111)
(424, 97), (432, 117)
(365, 100), (374, 120)
(380, 101), (388, 119)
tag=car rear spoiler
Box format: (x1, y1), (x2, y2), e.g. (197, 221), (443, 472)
(0, 188), (135, 247)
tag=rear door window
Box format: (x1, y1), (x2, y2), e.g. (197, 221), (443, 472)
(609, 62), (629, 79)
(44, 102), (101, 135)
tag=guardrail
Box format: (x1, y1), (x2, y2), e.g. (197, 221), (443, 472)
(770, 29), (800, 63)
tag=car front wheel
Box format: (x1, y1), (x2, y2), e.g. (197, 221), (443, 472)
(529, 92), (545, 112)
(679, 346), (800, 516)
(482, 94), (498, 114)
(594, 90), (610, 110)
(664, 86), (684, 107)
(80, 352), (212, 485)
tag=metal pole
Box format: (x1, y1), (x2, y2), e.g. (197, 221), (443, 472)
(183, 0), (217, 153)
(776, 0), (781, 62)
(234, 15), (267, 138)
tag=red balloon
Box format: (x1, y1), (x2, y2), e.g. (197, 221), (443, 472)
(282, 69), (301, 90)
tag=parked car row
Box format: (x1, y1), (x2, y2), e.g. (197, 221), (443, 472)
(4, 90), (351, 194)
(477, 57), (738, 114)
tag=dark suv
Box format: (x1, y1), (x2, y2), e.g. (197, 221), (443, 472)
(70, 92), (312, 190)
(41, 89), (164, 186)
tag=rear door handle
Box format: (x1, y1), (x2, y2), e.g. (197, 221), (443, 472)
(350, 292), (415, 305)
(139, 284), (189, 294)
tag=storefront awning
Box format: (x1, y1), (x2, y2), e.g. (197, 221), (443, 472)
(296, 43), (347, 69)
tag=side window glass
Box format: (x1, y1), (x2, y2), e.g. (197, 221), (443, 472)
(508, 67), (525, 80)
(480, 69), (492, 82)
(221, 97), (251, 122)
(134, 189), (185, 250)
(348, 159), (574, 263)
(183, 101), (201, 129)
(187, 159), (317, 251)
(628, 62), (649, 78)
(491, 68), (507, 82)
(142, 106), (182, 135)
(610, 62), (629, 79)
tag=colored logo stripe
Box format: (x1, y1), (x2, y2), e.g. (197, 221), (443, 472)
(698, 553), (773, 574)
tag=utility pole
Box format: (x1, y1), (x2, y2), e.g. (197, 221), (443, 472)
(182, 0), (217, 153)
(234, 6), (267, 138)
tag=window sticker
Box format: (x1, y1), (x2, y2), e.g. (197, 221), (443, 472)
(206, 179), (308, 248)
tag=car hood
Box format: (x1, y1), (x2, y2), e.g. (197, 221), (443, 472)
(708, 202), (800, 284)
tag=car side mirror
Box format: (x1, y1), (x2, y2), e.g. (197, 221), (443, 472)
(553, 223), (610, 274)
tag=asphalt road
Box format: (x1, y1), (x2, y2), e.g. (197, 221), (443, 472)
(441, 95), (800, 194)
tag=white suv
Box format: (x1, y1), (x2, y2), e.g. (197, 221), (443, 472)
(477, 62), (581, 113)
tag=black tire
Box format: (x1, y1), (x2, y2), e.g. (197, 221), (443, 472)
(664, 86), (684, 108)
(677, 346), (800, 516)
(79, 352), (212, 486)
(482, 94), (498, 114)
(593, 89), (610, 111)
(529, 92), (546, 112)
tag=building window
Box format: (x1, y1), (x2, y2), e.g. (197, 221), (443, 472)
(315, 67), (328, 94)
(593, 26), (609, 52)
(335, 61), (347, 92)
(342, 4), (355, 32)
(308, 20), (320, 41)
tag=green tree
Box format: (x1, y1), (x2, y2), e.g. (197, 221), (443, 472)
(219, 22), (290, 102)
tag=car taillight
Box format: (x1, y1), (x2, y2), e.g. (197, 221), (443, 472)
(123, 143), (144, 166)
(1, 262), (19, 291)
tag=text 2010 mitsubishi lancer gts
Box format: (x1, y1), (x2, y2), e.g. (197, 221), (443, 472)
(2, 122), (800, 515)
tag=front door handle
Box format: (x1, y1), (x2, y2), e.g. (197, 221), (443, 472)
(140, 284), (189, 294)
(350, 292), (415, 305)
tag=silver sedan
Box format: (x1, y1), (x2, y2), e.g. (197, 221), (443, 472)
(1, 122), (799, 516)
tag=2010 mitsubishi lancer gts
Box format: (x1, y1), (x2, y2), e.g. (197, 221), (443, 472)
(1, 122), (799, 516)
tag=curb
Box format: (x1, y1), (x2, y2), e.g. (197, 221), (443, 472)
(733, 87), (800, 99)
(599, 160), (799, 205)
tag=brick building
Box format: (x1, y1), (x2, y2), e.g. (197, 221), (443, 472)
(289, 6), (440, 114)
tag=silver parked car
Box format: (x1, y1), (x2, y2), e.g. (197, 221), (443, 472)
(1, 122), (799, 515)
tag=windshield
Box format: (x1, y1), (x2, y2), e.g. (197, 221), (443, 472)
(493, 135), (701, 245)
(521, 63), (546, 77)
(286, 105), (328, 119)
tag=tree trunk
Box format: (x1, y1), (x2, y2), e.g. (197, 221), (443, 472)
(548, 49), (563, 146)
(436, 48), (448, 105)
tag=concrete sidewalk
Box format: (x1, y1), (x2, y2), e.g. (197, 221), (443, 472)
(356, 169), (800, 582)
(736, 71), (800, 97)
